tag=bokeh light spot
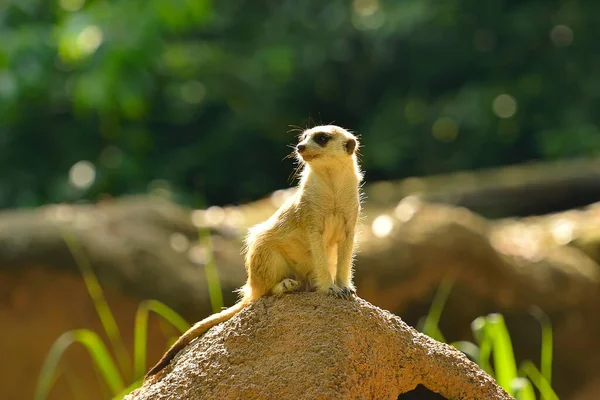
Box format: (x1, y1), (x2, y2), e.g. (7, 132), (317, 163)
(170, 232), (190, 253)
(352, 0), (384, 30)
(395, 195), (421, 222)
(432, 117), (458, 142)
(77, 25), (103, 56)
(550, 218), (575, 245)
(180, 80), (206, 104)
(492, 94), (517, 119)
(205, 206), (225, 226)
(188, 244), (207, 265)
(69, 160), (96, 190)
(353, 0), (379, 16)
(191, 209), (205, 227)
(550, 25), (573, 47)
(372, 215), (394, 238)
(59, 0), (85, 12)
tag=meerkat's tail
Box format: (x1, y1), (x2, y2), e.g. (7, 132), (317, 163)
(145, 297), (250, 379)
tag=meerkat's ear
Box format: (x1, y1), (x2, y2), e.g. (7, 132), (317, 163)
(345, 138), (357, 155)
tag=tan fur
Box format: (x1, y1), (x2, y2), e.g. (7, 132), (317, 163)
(145, 125), (362, 379)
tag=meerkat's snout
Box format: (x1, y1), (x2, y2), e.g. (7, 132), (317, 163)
(296, 144), (306, 153)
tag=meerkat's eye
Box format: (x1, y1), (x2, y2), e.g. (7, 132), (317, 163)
(313, 133), (331, 147)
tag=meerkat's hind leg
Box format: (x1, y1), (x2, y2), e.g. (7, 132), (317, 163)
(271, 278), (302, 295)
(247, 245), (298, 297)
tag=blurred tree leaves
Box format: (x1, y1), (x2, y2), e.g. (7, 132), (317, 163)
(0, 0), (597, 208)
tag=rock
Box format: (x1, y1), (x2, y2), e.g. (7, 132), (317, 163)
(126, 293), (512, 400)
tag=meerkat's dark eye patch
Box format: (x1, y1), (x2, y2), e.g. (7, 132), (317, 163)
(312, 132), (332, 147)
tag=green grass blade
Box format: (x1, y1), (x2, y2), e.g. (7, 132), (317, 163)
(471, 316), (493, 374)
(541, 322), (553, 386)
(198, 228), (224, 313)
(36, 329), (125, 400)
(533, 309), (553, 385)
(512, 377), (536, 400)
(451, 341), (480, 363)
(60, 229), (132, 378)
(519, 361), (559, 400)
(485, 314), (519, 395)
(133, 303), (150, 381)
(134, 300), (191, 379)
(112, 379), (143, 400)
(428, 325), (446, 343)
(420, 278), (455, 342)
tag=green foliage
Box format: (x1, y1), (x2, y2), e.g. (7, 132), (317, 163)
(471, 314), (525, 396)
(421, 282), (558, 399)
(61, 229), (132, 378)
(36, 231), (191, 399)
(198, 227), (224, 313)
(417, 277), (454, 342)
(36, 329), (126, 400)
(35, 296), (190, 400)
(133, 300), (191, 380)
(1, 1), (598, 208)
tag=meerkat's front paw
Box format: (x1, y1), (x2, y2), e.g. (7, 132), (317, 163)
(272, 278), (301, 295)
(336, 280), (356, 298)
(321, 284), (352, 300)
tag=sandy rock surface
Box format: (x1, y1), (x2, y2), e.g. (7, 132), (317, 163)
(127, 293), (512, 400)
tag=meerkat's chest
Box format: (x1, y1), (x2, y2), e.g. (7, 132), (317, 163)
(321, 212), (347, 247)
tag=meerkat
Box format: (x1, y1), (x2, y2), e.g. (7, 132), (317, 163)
(145, 125), (363, 379)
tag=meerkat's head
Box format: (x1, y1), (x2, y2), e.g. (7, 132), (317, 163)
(295, 125), (359, 165)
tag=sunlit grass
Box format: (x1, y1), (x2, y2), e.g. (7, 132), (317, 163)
(421, 281), (559, 400)
(417, 277), (455, 343)
(198, 227), (224, 313)
(35, 330), (125, 400)
(61, 229), (131, 378)
(519, 361), (559, 400)
(537, 310), (553, 385)
(471, 314), (523, 395)
(133, 300), (190, 380)
(35, 229), (195, 399)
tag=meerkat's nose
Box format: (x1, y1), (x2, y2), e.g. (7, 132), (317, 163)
(296, 144), (306, 153)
